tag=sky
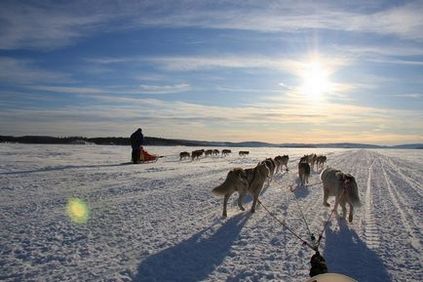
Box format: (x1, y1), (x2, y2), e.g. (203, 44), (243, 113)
(0, 0), (422, 145)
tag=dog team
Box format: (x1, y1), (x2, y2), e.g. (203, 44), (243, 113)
(212, 152), (360, 222)
(179, 149), (245, 160)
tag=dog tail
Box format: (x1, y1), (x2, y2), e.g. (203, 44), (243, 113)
(212, 169), (245, 196)
(212, 183), (228, 196)
(350, 185), (361, 207)
(347, 175), (361, 207)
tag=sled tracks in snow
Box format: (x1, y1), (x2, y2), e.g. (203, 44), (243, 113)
(363, 159), (380, 249)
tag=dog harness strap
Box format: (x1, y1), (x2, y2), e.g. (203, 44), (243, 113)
(316, 189), (346, 248)
(257, 199), (317, 251)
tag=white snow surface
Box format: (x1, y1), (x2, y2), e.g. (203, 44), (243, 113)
(0, 144), (422, 282)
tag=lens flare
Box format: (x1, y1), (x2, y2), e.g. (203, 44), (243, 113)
(66, 198), (89, 224)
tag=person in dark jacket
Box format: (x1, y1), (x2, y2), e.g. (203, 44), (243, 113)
(130, 128), (144, 164)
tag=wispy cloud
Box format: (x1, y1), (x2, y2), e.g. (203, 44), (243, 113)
(147, 55), (350, 74)
(31, 86), (105, 95)
(393, 93), (423, 99)
(130, 1), (423, 40)
(88, 54), (349, 77)
(0, 2), (112, 50)
(0, 58), (70, 84)
(2, 95), (420, 144)
(2, 1), (423, 51)
(28, 83), (191, 97)
(138, 83), (191, 94)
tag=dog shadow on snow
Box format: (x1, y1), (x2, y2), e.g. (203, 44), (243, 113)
(135, 213), (250, 282)
(289, 178), (311, 199)
(323, 218), (391, 282)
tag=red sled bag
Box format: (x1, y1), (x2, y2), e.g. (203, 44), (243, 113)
(139, 146), (158, 162)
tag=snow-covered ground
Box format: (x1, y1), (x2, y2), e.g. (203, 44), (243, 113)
(0, 144), (422, 282)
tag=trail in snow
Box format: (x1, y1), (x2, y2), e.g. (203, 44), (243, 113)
(0, 144), (422, 281)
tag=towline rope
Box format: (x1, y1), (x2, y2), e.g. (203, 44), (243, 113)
(288, 185), (315, 245)
(257, 183), (347, 252)
(257, 198), (317, 252)
(316, 189), (346, 248)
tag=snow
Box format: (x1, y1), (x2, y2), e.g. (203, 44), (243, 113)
(0, 144), (422, 281)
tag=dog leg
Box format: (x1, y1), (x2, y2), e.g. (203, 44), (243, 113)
(237, 192), (245, 211)
(348, 202), (354, 223)
(222, 194), (230, 218)
(323, 188), (330, 207)
(250, 192), (259, 213)
(332, 195), (340, 214)
(341, 202), (347, 219)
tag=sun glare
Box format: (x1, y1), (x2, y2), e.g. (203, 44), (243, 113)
(301, 59), (331, 99)
(66, 198), (89, 224)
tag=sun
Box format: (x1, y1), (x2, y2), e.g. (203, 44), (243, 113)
(301, 58), (331, 99)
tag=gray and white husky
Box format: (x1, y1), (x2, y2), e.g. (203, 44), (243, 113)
(320, 167), (360, 222)
(212, 163), (269, 218)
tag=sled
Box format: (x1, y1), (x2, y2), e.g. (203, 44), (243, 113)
(134, 147), (164, 164)
(304, 273), (357, 282)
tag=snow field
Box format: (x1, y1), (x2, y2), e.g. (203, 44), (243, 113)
(0, 144), (422, 281)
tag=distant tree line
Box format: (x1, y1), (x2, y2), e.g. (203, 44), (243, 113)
(1, 135), (421, 149)
(0, 135), (206, 146)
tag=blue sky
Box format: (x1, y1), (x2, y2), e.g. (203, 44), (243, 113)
(0, 0), (422, 145)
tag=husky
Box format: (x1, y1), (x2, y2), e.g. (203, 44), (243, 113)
(221, 149), (232, 156)
(316, 155), (327, 170)
(309, 153), (317, 170)
(191, 149), (205, 160)
(212, 163), (269, 218)
(261, 158), (276, 185)
(320, 167), (360, 222)
(298, 161), (310, 186)
(205, 149), (214, 157)
(179, 151), (190, 160)
(239, 151), (249, 157)
(274, 155), (289, 172)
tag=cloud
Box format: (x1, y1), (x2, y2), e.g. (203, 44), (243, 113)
(0, 1), (113, 50)
(0, 57), (70, 84)
(138, 83), (191, 94)
(31, 85), (105, 95)
(393, 93), (423, 99)
(2, 94), (421, 144)
(88, 54), (348, 76)
(129, 1), (423, 40)
(27, 83), (192, 97)
(2, 1), (423, 51)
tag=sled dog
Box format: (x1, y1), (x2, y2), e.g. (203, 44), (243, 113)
(261, 158), (276, 185)
(179, 151), (190, 160)
(191, 149), (204, 160)
(222, 149), (232, 156)
(320, 167), (360, 222)
(212, 163), (269, 217)
(316, 155), (327, 170)
(239, 151), (249, 157)
(274, 155), (289, 172)
(298, 161), (311, 186)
